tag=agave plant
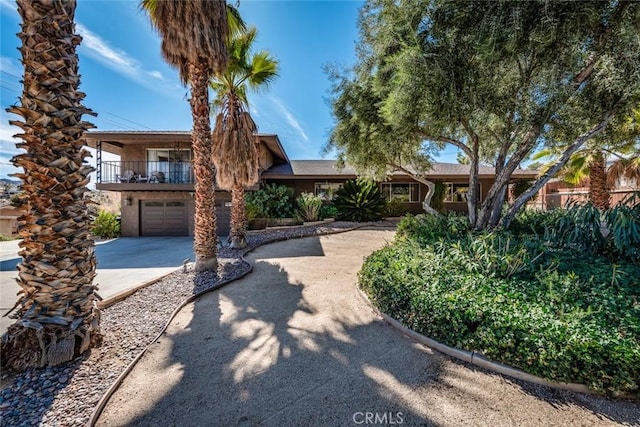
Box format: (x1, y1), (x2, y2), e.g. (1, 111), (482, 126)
(334, 179), (386, 222)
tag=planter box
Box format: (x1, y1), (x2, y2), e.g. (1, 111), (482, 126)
(267, 218), (301, 227)
(248, 218), (268, 230)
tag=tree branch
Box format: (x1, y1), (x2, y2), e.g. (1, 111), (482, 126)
(502, 105), (622, 228)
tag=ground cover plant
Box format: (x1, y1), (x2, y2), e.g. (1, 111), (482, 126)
(359, 205), (640, 396)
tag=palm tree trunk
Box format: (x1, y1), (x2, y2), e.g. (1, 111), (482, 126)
(189, 59), (218, 272)
(229, 184), (247, 249)
(589, 150), (610, 210)
(1, 0), (101, 371)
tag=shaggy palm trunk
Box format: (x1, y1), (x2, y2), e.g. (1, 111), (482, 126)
(589, 151), (610, 210)
(228, 184), (247, 249)
(1, 0), (101, 371)
(190, 60), (218, 272)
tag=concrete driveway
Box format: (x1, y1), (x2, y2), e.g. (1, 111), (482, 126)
(0, 237), (195, 333)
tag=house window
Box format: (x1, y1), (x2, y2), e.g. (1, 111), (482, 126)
(380, 183), (420, 203)
(444, 182), (481, 203)
(147, 148), (192, 183)
(315, 182), (342, 200)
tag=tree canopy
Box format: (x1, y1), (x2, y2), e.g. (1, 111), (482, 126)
(327, 0), (640, 228)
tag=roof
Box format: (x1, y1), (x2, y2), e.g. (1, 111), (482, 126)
(263, 160), (538, 179)
(263, 160), (358, 178)
(84, 130), (289, 163)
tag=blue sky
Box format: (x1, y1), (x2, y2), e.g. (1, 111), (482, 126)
(0, 0), (459, 181)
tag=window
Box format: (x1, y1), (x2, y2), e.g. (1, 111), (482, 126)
(443, 183), (481, 203)
(380, 183), (420, 203)
(315, 182), (342, 200)
(147, 148), (192, 183)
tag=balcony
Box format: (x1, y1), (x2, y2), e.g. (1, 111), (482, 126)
(97, 161), (195, 191)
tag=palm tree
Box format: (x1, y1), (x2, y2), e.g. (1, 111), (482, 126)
(141, 0), (228, 272)
(535, 108), (639, 210)
(211, 27), (278, 248)
(607, 152), (640, 190)
(1, 0), (101, 370)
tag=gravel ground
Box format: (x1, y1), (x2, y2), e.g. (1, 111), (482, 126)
(0, 221), (369, 427)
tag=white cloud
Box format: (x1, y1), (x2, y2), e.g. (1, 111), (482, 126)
(270, 97), (310, 143)
(0, 0), (15, 12)
(75, 23), (167, 90)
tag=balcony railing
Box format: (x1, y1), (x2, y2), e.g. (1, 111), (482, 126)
(98, 161), (195, 184)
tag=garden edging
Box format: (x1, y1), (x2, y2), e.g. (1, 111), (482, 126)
(355, 287), (597, 396)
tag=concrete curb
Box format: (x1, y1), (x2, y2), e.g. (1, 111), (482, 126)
(356, 288), (597, 396)
(87, 224), (381, 426)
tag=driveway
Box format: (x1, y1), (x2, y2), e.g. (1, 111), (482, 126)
(95, 229), (636, 426)
(0, 237), (195, 333)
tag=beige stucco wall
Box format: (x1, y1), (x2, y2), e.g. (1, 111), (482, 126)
(258, 145), (275, 171)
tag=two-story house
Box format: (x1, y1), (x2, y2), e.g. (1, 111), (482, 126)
(84, 131), (538, 237)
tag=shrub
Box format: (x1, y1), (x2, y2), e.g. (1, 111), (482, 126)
(396, 213), (468, 246)
(508, 208), (563, 236)
(605, 198), (640, 263)
(297, 192), (323, 222)
(319, 203), (338, 220)
(92, 211), (120, 238)
(244, 184), (295, 218)
(384, 198), (407, 217)
(511, 179), (536, 200)
(550, 202), (607, 255)
(245, 199), (262, 220)
(334, 179), (386, 222)
(359, 237), (640, 396)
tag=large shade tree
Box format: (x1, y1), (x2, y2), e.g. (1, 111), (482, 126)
(328, 0), (640, 229)
(141, 0), (228, 271)
(211, 27), (278, 248)
(1, 0), (101, 370)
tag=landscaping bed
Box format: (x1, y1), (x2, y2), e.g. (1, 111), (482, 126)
(358, 210), (640, 397)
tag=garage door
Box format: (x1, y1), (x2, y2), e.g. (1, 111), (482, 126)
(215, 200), (231, 237)
(141, 200), (189, 236)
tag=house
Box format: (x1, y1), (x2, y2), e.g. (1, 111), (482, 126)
(542, 176), (638, 209)
(0, 203), (20, 237)
(84, 131), (538, 236)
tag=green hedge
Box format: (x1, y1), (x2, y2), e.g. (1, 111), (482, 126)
(359, 213), (640, 396)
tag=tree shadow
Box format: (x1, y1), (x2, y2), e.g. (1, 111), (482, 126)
(99, 232), (639, 426)
(113, 244), (443, 426)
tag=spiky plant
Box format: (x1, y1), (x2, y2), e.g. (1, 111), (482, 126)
(334, 179), (386, 222)
(1, 0), (101, 371)
(211, 27), (278, 248)
(141, 0), (228, 271)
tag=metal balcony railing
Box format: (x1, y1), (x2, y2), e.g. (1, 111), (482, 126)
(98, 161), (195, 184)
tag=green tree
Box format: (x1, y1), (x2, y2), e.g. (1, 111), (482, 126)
(141, 0), (227, 271)
(211, 27), (279, 249)
(327, 0), (640, 229)
(325, 68), (441, 215)
(2, 0), (101, 370)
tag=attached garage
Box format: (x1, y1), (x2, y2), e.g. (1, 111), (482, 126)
(215, 199), (231, 237)
(141, 200), (189, 236)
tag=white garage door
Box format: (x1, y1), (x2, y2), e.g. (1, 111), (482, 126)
(141, 200), (189, 236)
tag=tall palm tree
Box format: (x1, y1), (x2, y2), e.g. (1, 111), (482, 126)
(1, 0), (101, 370)
(211, 27), (278, 248)
(141, 0), (228, 271)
